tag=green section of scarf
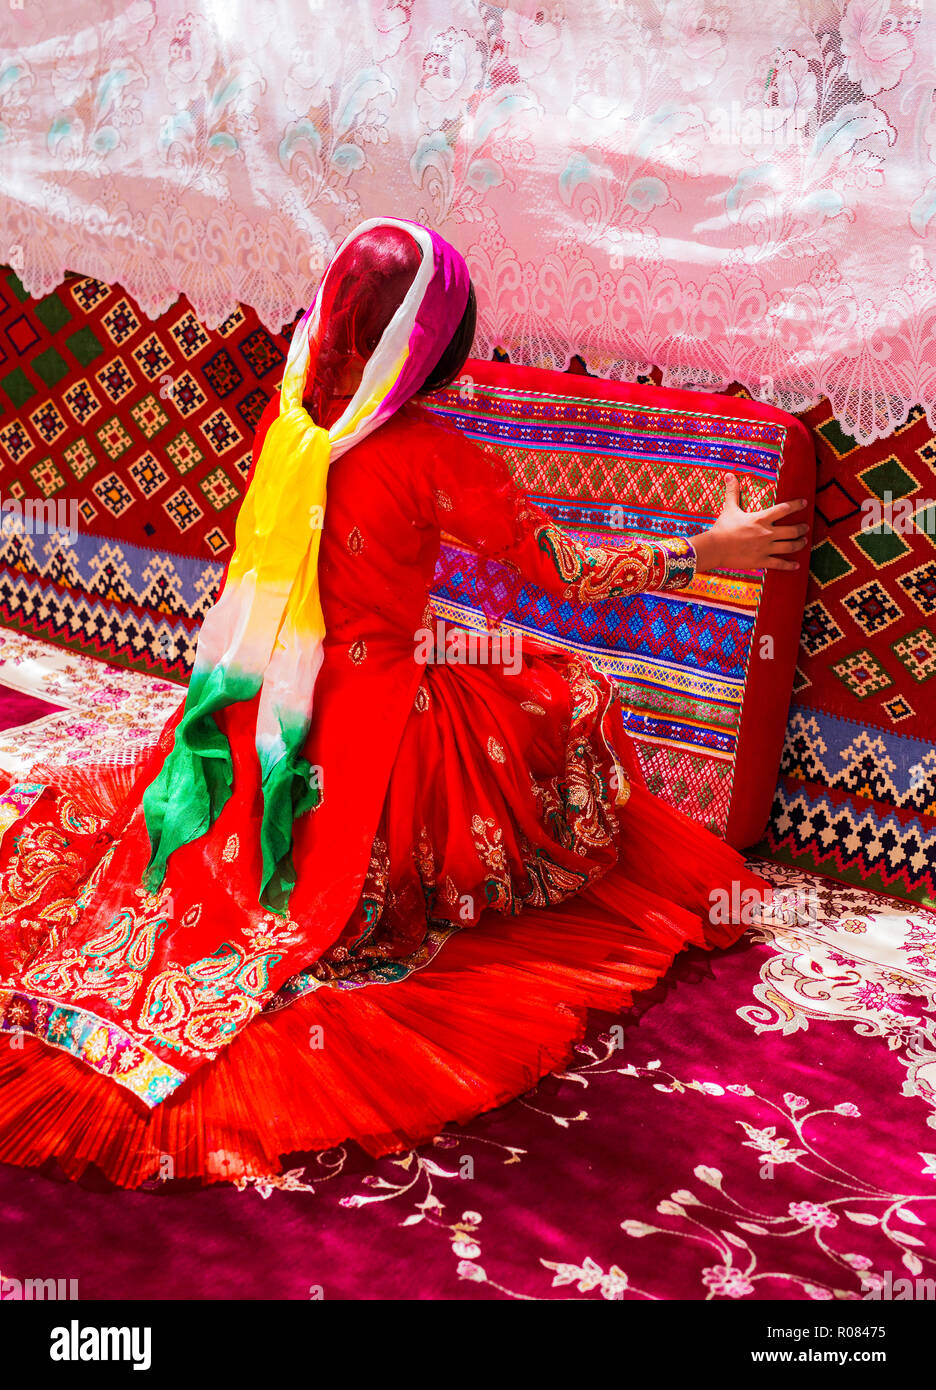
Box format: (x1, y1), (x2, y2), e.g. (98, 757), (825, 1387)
(142, 668), (322, 914)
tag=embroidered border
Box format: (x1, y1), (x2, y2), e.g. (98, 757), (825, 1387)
(0, 783), (47, 848)
(0, 990), (185, 1107)
(658, 537), (697, 592)
(264, 921), (458, 1008)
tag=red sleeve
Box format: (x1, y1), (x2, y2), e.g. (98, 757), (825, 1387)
(420, 409), (696, 619)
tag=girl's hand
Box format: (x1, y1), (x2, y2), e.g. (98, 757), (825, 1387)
(691, 473), (809, 574)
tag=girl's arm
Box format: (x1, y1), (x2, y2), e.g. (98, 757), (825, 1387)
(424, 416), (808, 615)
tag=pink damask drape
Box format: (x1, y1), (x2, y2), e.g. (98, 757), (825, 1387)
(1, 0), (934, 443)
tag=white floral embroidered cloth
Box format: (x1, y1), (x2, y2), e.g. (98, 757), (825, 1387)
(2, 0), (934, 442)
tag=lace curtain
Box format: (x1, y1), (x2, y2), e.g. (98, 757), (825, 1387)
(1, 0), (934, 443)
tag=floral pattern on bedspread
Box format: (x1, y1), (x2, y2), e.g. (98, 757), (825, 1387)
(0, 630), (181, 779)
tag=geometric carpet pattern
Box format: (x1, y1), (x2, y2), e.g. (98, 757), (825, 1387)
(0, 276), (798, 853)
(749, 402), (936, 906)
(0, 267), (294, 679)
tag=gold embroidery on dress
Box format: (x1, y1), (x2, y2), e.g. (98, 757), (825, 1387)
(434, 488), (453, 512)
(222, 834), (239, 863)
(520, 840), (590, 909)
(19, 889), (300, 1057)
(413, 826), (437, 896)
(347, 526), (364, 555)
(487, 736), (506, 763)
(535, 520), (657, 600)
(59, 797), (106, 836)
(470, 814), (513, 912)
(414, 684), (429, 713)
(0, 824), (83, 919)
(349, 639), (367, 665)
(523, 656), (620, 873)
(0, 816), (105, 972)
(22, 883), (175, 1012)
(135, 911), (302, 1053)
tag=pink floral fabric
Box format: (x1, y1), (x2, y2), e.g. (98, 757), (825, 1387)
(0, 630), (181, 778)
(1, 1), (934, 443)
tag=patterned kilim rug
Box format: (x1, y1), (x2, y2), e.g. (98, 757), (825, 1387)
(0, 267), (933, 905)
(0, 268), (291, 680)
(747, 400), (936, 908)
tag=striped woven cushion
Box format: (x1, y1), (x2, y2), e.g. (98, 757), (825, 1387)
(422, 359), (815, 848)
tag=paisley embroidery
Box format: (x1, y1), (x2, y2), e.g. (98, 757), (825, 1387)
(522, 845), (590, 909)
(19, 885), (300, 1059)
(439, 875), (460, 908)
(67, 843), (116, 925)
(414, 684), (429, 713)
(222, 834), (240, 863)
(59, 797), (106, 836)
(134, 912), (301, 1053)
(347, 526), (365, 555)
(487, 736), (506, 763)
(0, 825), (74, 915)
(21, 886), (174, 1012)
(525, 658), (619, 864)
(349, 639), (367, 665)
(413, 826), (438, 900)
(471, 814), (515, 913)
(534, 520), (664, 599)
(0, 783), (46, 851)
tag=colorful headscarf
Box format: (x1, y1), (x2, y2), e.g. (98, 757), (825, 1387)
(142, 217), (471, 911)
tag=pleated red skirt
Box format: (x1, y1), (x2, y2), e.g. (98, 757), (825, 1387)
(0, 765), (761, 1187)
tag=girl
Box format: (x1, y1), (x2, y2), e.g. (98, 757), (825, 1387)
(0, 218), (807, 1185)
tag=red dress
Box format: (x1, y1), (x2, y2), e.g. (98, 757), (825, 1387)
(0, 402), (764, 1185)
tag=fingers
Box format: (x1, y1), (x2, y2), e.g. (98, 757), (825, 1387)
(769, 523), (810, 540)
(765, 556), (800, 570)
(759, 497), (809, 521)
(771, 537), (809, 554)
(721, 471), (741, 512)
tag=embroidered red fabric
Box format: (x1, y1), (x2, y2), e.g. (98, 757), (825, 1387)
(0, 404), (768, 1183)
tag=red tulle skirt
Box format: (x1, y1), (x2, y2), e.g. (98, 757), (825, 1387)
(0, 770), (761, 1188)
